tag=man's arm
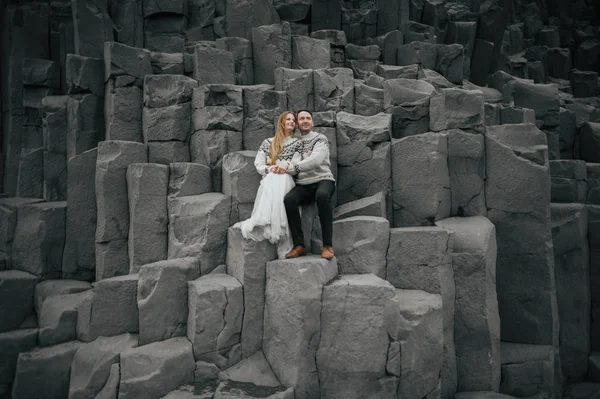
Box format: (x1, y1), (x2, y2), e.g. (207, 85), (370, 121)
(290, 136), (330, 173)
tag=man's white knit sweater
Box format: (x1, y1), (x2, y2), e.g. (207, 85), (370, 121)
(290, 130), (335, 185)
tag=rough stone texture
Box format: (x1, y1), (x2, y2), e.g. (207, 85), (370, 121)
(499, 342), (555, 398)
(150, 51), (184, 75)
(41, 96), (68, 201)
(187, 274), (243, 359)
(169, 163), (212, 197)
(292, 36), (329, 70)
(96, 363), (120, 399)
(218, 350), (281, 386)
(333, 191), (389, 221)
(34, 279), (91, 318)
(226, 225), (277, 358)
(143, 74), (197, 109)
(192, 46), (235, 87)
(559, 108), (577, 159)
(66, 54), (104, 97)
(570, 69), (598, 99)
(454, 393), (516, 399)
(435, 217), (501, 392)
(62, 149), (96, 280)
(317, 274), (398, 399)
(485, 124), (558, 346)
(513, 81), (560, 128)
(551, 204), (590, 383)
(562, 383), (600, 399)
(591, 205), (600, 352)
(69, 333), (138, 399)
(168, 193), (231, 274)
(581, 122), (600, 163)
(67, 93), (104, 160)
(391, 133), (451, 227)
(311, 30), (347, 67)
(386, 226), (455, 397)
(550, 160), (587, 203)
(138, 258), (200, 345)
(263, 256), (338, 399)
(377, 64), (418, 80)
(0, 329), (37, 388)
(216, 37), (254, 85)
(95, 140), (147, 244)
(354, 81), (384, 116)
(148, 141), (190, 165)
(397, 41), (437, 69)
(77, 274), (139, 341)
(336, 111), (392, 205)
(143, 103), (190, 142)
(447, 129), (486, 217)
(127, 163), (169, 273)
(190, 130), (243, 189)
(16, 148), (44, 198)
(332, 216), (389, 278)
(222, 151), (262, 223)
(119, 337), (195, 399)
(192, 84), (244, 132)
(72, 0), (113, 58)
(383, 78), (435, 138)
(105, 82), (143, 142)
(95, 239), (129, 282)
(104, 41), (152, 85)
(214, 381), (293, 399)
(313, 68), (354, 113)
(274, 68), (314, 112)
(0, 270), (38, 333)
(11, 340), (83, 399)
(430, 88), (484, 133)
(252, 23), (292, 85)
(435, 44), (464, 84)
(590, 353), (600, 382)
(12, 202), (66, 279)
(38, 292), (87, 346)
(241, 85), (286, 150)
(0, 197), (43, 270)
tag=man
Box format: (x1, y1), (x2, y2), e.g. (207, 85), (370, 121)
(271, 109), (336, 260)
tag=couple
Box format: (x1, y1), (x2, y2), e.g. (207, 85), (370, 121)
(239, 110), (336, 260)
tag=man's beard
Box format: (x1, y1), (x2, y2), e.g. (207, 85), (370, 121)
(298, 126), (311, 134)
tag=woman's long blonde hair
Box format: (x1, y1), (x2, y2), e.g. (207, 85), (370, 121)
(270, 111), (295, 163)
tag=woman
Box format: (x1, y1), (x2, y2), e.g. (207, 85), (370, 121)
(239, 111), (302, 258)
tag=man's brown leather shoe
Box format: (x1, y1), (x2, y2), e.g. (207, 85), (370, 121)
(321, 245), (334, 260)
(285, 245), (307, 259)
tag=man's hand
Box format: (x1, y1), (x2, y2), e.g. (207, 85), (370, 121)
(270, 163), (289, 174)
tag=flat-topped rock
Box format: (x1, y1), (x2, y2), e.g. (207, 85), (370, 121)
(0, 270), (38, 333)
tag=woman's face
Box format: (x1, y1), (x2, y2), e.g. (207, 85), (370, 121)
(284, 113), (296, 133)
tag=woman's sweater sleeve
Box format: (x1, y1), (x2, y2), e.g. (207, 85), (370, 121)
(255, 140), (270, 176)
(285, 144), (302, 176)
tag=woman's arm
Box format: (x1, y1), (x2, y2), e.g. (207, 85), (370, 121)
(255, 139), (271, 176)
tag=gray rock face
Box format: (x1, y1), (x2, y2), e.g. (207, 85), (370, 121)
(143, 74), (197, 108)
(34, 279), (92, 317)
(436, 217), (501, 392)
(590, 205), (600, 352)
(105, 82), (143, 142)
(383, 78), (435, 138)
(430, 88), (484, 133)
(386, 226), (455, 396)
(377, 64), (418, 80)
(332, 216), (389, 277)
(274, 67), (314, 112)
(12, 202), (66, 279)
(104, 42), (152, 85)
(218, 350), (281, 386)
(148, 141), (190, 165)
(314, 68), (354, 113)
(0, 329), (37, 387)
(72, 0), (113, 58)
(95, 141), (146, 245)
(77, 274), (139, 341)
(550, 160), (588, 203)
(168, 193), (231, 274)
(252, 23), (292, 85)
(193, 84), (244, 132)
(95, 240), (129, 282)
(391, 133), (451, 227)
(398, 41), (437, 69)
(62, 149), (96, 280)
(226, 225), (277, 358)
(485, 124), (558, 346)
(551, 204), (590, 383)
(311, 30), (347, 67)
(67, 93), (104, 160)
(96, 363), (120, 399)
(513, 81), (560, 128)
(119, 337), (195, 399)
(292, 36), (329, 70)
(499, 342), (555, 398)
(214, 380), (294, 399)
(354, 81), (384, 116)
(317, 274), (398, 399)
(69, 333), (138, 399)
(436, 44), (464, 84)
(193, 46), (235, 86)
(581, 122), (600, 163)
(127, 163), (169, 273)
(187, 274), (243, 359)
(38, 292), (88, 346)
(263, 256), (338, 399)
(447, 129), (486, 217)
(138, 258), (200, 345)
(0, 198), (43, 270)
(66, 54), (104, 97)
(0, 270), (38, 333)
(333, 191), (389, 221)
(16, 148), (44, 198)
(11, 340), (83, 399)
(169, 163), (212, 197)
(216, 37), (254, 85)
(222, 151), (261, 223)
(150, 51), (184, 75)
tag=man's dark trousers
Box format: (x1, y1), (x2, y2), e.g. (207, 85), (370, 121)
(284, 180), (335, 247)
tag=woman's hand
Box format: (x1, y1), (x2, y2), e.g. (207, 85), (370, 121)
(270, 163), (289, 174)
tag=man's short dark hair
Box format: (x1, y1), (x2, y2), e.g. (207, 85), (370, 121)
(296, 109), (313, 118)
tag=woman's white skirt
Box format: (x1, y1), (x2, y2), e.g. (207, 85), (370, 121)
(239, 172), (295, 259)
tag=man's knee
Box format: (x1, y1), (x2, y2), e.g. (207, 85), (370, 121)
(315, 191), (332, 206)
(284, 192), (298, 208)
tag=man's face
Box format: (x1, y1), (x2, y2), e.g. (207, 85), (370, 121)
(297, 111), (313, 133)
